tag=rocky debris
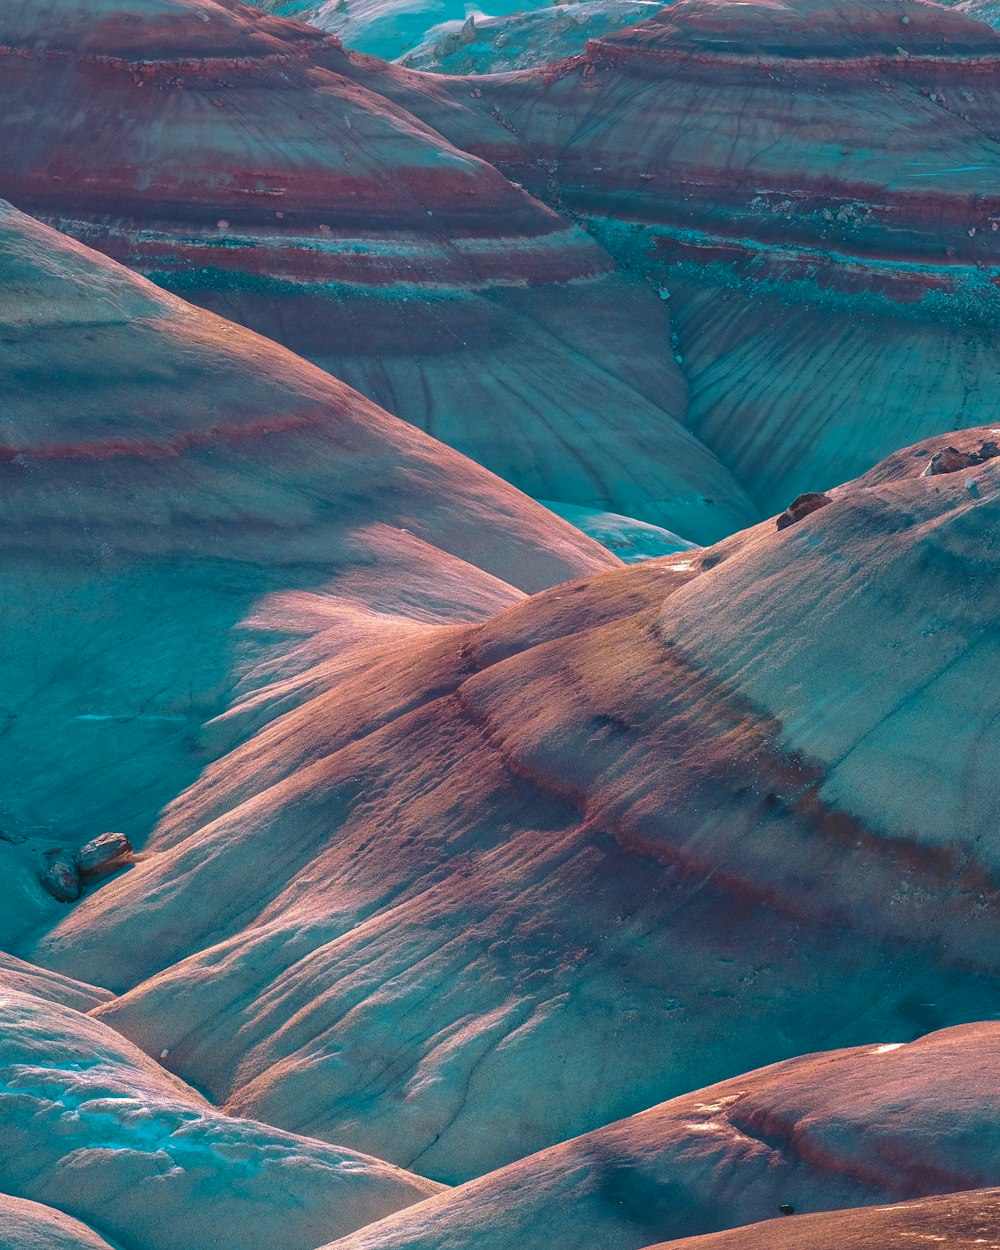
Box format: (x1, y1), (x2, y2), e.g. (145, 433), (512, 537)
(40, 833), (132, 902)
(41, 857), (82, 904)
(401, 1), (661, 74)
(76, 832), (133, 877)
(923, 440), (1000, 476)
(775, 492), (833, 530)
(432, 17), (478, 59)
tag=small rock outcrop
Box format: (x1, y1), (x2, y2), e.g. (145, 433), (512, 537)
(775, 492), (833, 530)
(41, 857), (82, 904)
(40, 833), (132, 902)
(76, 833), (133, 878)
(923, 440), (1000, 476)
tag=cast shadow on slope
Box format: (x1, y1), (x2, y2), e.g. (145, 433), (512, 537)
(0, 198), (616, 945)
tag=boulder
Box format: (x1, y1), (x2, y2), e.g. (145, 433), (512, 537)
(775, 492), (833, 530)
(76, 832), (133, 877)
(924, 440), (1000, 476)
(40, 858), (82, 904)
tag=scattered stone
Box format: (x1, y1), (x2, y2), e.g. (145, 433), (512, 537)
(922, 440), (1000, 477)
(76, 831), (133, 877)
(775, 492), (833, 530)
(41, 857), (82, 903)
(779, 1202), (796, 1215)
(441, 15), (477, 55)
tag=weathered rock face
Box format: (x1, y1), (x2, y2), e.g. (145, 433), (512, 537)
(263, 0), (487, 61)
(0, 980), (443, 1250)
(318, 1024), (1000, 1250)
(34, 431), (1000, 1185)
(0, 950), (114, 1012)
(244, 0), (646, 68)
(0, 199), (618, 905)
(354, 0), (1000, 514)
(0, 0), (758, 542)
(398, 1), (664, 74)
(961, 0), (1000, 29)
(8, 9), (1000, 1250)
(660, 426), (1000, 866)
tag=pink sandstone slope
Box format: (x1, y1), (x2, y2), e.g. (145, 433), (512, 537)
(0, 953), (114, 1014)
(318, 1023), (1000, 1250)
(347, 0), (1000, 514)
(653, 1189), (1000, 1250)
(0, 0), (759, 543)
(31, 429), (1000, 1184)
(0, 1194), (119, 1250)
(0, 199), (619, 933)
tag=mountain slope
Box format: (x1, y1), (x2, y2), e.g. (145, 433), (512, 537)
(32, 429), (1000, 1183)
(0, 0), (758, 542)
(0, 1194), (119, 1250)
(0, 980), (442, 1250)
(655, 1189), (1000, 1250)
(0, 199), (617, 933)
(319, 1024), (1000, 1250)
(346, 0), (1000, 512)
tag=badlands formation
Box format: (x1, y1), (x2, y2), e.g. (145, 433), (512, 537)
(0, 199), (613, 933)
(345, 0), (1000, 510)
(0, 0), (756, 544)
(2, 0), (1000, 1248)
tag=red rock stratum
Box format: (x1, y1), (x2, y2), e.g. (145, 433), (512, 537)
(0, 0), (759, 542)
